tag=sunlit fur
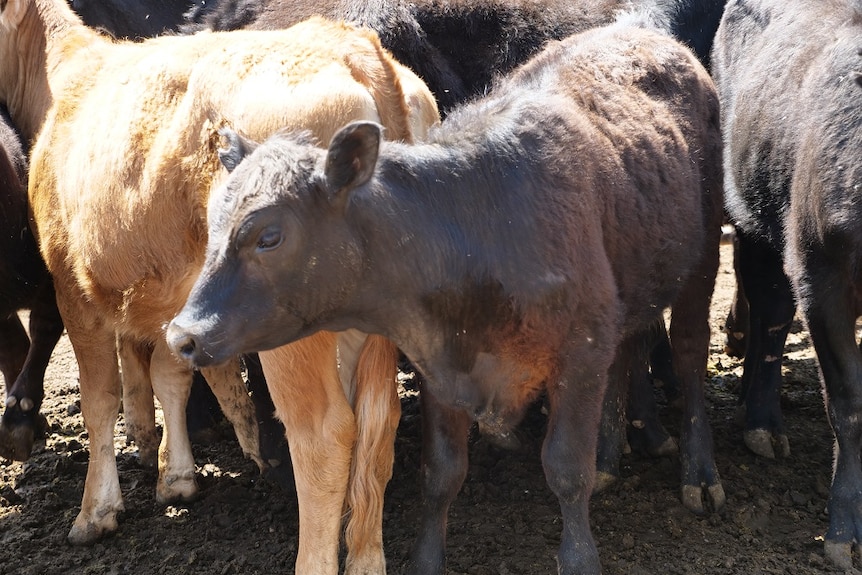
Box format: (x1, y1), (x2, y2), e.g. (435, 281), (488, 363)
(0, 1), (438, 573)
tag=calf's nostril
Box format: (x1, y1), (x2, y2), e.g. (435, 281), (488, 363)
(178, 338), (196, 359)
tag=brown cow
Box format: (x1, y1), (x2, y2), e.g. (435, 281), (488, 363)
(168, 21), (724, 573)
(0, 1), (438, 573)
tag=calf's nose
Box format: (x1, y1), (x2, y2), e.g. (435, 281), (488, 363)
(165, 320), (203, 366)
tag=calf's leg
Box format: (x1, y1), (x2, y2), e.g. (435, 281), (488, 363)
(260, 333), (355, 575)
(545, 351), (609, 575)
(199, 357), (264, 471)
(736, 234), (795, 458)
(0, 285), (63, 461)
(117, 336), (158, 468)
(792, 252), (862, 569)
(67, 323), (124, 545)
(406, 386), (471, 575)
(668, 232), (725, 514)
(149, 340), (198, 503)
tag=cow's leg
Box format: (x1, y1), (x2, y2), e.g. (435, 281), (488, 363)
(596, 325), (675, 493)
(648, 318), (682, 406)
(67, 324), (124, 545)
(243, 353), (290, 475)
(545, 351), (608, 575)
(199, 358), (264, 471)
(0, 313), (34, 461)
(149, 339), (197, 503)
(627, 327), (677, 458)
(343, 334), (401, 575)
(736, 234), (795, 458)
(595, 334), (637, 491)
(724, 229), (749, 358)
(793, 256), (862, 569)
(259, 333), (354, 575)
(406, 386), (471, 575)
(117, 336), (158, 468)
(0, 284), (63, 461)
(669, 225), (725, 515)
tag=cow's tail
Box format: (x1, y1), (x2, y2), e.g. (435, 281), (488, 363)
(343, 335), (401, 568)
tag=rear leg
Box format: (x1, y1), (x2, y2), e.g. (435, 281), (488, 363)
(628, 321), (678, 458)
(546, 338), (615, 575)
(724, 228), (749, 358)
(0, 312), (34, 461)
(736, 233), (794, 459)
(199, 356), (264, 471)
(0, 284), (63, 461)
(596, 329), (676, 493)
(117, 336), (158, 468)
(669, 212), (725, 515)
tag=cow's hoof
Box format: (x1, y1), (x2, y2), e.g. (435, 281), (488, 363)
(156, 472), (198, 504)
(480, 428), (523, 451)
(744, 428), (790, 459)
(592, 470), (618, 494)
(681, 482), (726, 515)
(67, 507), (122, 545)
(0, 406), (46, 461)
(823, 540), (854, 570)
(344, 548), (386, 575)
(723, 330), (746, 358)
(627, 421), (678, 457)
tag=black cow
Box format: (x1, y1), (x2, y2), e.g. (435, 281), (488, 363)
(0, 105), (64, 461)
(712, 0), (862, 567)
(69, 0), (195, 39)
(167, 20), (724, 573)
(183, 0), (727, 114)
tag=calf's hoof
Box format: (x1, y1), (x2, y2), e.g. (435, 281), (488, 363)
(67, 505), (123, 545)
(156, 472), (198, 504)
(743, 428), (790, 459)
(681, 482), (726, 515)
(823, 540), (859, 570)
(0, 404), (47, 461)
(723, 330), (746, 358)
(592, 470), (618, 494)
(345, 550), (387, 575)
(627, 419), (678, 458)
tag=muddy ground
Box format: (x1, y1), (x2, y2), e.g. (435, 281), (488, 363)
(0, 242), (847, 575)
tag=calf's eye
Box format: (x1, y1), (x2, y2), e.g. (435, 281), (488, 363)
(256, 228), (283, 252)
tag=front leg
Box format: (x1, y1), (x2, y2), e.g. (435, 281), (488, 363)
(544, 355), (606, 575)
(795, 257), (862, 569)
(66, 324), (124, 545)
(406, 384), (471, 575)
(259, 333), (355, 575)
(736, 234), (795, 459)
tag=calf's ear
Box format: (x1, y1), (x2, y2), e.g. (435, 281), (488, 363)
(323, 122), (381, 200)
(218, 127), (259, 173)
(0, 0), (28, 29)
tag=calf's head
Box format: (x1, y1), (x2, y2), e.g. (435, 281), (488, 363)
(167, 122), (382, 367)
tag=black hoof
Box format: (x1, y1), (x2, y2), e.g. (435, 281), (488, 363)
(0, 404), (46, 461)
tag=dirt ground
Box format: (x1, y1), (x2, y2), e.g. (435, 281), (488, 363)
(0, 242), (847, 575)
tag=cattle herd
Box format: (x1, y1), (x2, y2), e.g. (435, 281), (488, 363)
(0, 0), (859, 573)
